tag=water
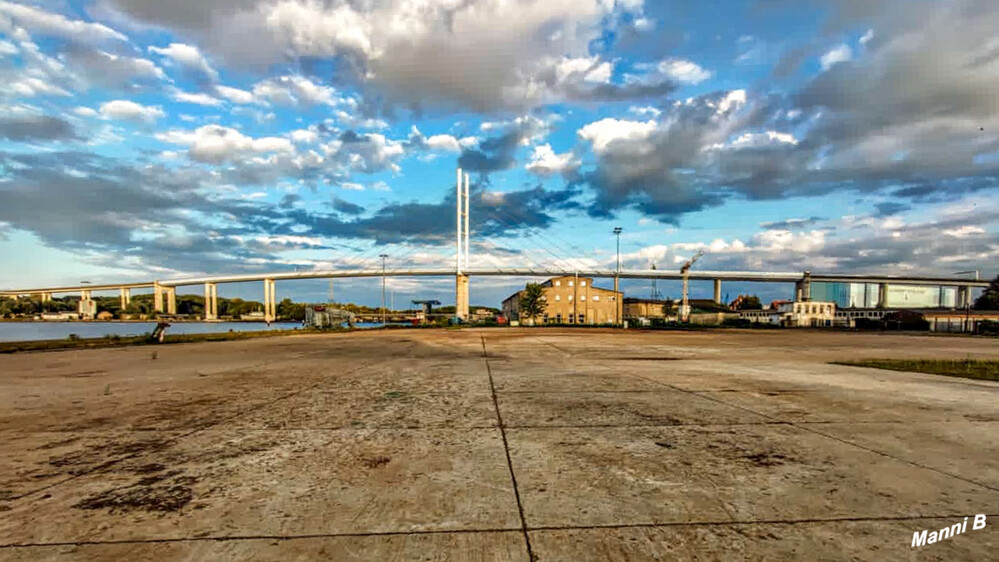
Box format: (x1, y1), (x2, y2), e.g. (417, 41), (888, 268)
(0, 321), (303, 342)
(0, 321), (409, 342)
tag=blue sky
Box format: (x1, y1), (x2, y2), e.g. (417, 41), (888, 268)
(1, 0), (997, 307)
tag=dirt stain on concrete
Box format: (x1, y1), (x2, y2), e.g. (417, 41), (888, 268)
(74, 473), (197, 513)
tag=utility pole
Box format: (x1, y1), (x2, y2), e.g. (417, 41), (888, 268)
(613, 227), (622, 325)
(650, 262), (660, 300)
(380, 254), (388, 325)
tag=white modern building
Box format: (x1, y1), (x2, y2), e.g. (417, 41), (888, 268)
(739, 301), (837, 327)
(811, 282), (958, 308)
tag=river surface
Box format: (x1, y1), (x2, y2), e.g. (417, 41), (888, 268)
(0, 321), (392, 342)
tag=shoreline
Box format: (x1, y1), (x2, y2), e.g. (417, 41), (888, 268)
(0, 319), (300, 323)
(0, 328), (326, 354)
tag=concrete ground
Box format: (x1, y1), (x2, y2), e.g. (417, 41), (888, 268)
(1, 328), (998, 561)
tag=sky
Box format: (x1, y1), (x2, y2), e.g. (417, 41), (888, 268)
(0, 0), (997, 307)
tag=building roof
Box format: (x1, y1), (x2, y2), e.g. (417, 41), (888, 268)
(540, 275), (595, 287)
(623, 297), (673, 304)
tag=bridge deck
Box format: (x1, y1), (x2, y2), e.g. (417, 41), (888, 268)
(0, 268), (988, 296)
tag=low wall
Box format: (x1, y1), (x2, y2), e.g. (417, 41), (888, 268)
(689, 312), (739, 326)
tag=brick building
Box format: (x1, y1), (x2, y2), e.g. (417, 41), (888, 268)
(502, 276), (623, 325)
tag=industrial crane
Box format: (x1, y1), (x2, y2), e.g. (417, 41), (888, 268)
(679, 250), (704, 323)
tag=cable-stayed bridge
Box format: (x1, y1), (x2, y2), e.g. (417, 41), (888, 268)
(1, 169), (989, 320)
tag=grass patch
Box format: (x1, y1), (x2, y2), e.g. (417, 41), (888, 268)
(832, 359), (999, 382)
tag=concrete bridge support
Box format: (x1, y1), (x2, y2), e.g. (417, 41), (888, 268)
(153, 282), (164, 313)
(119, 288), (131, 310)
(263, 279), (276, 322)
(957, 286), (973, 309)
(166, 287), (177, 315)
(713, 279), (722, 304)
(455, 274), (469, 321)
(39, 292), (52, 303)
(203, 283), (218, 320)
(794, 272), (812, 302)
(78, 289), (95, 319)
(877, 283), (888, 308)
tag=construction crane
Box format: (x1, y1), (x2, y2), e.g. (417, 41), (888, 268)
(679, 250), (704, 323)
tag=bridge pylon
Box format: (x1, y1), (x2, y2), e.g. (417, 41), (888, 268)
(455, 168), (470, 321)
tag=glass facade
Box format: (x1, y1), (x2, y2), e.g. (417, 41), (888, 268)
(886, 285), (956, 308)
(811, 282), (878, 308)
(810, 282), (957, 308)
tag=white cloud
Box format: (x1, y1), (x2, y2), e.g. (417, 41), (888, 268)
(2, 76), (71, 97)
(425, 134), (463, 152)
(943, 225), (985, 238)
(553, 55), (614, 84)
(73, 106), (98, 117)
(289, 129), (318, 144)
(322, 132), (405, 174)
(253, 75), (339, 107)
(578, 118), (657, 153)
(0, 1), (126, 44)
(707, 130), (798, 151)
(333, 110), (388, 130)
(169, 88), (223, 106)
(73, 50), (166, 86)
(99, 100), (165, 123)
(525, 144), (580, 176)
(652, 58), (712, 85)
(629, 105), (661, 118)
(149, 42), (218, 82)
(753, 229), (826, 253)
(860, 29), (875, 45)
(156, 125), (295, 163)
(215, 85), (255, 104)
(0, 38), (17, 55)
(104, 0), (646, 111)
(820, 44), (852, 70)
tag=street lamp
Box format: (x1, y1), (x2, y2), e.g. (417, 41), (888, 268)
(613, 227), (622, 325)
(613, 227), (623, 273)
(379, 254), (388, 325)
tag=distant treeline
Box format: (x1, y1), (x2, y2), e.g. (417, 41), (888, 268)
(1, 294), (499, 321)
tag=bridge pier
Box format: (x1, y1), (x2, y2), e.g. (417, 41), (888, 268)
(78, 289), (95, 319)
(455, 274), (469, 321)
(957, 286), (972, 309)
(877, 283), (888, 308)
(263, 279), (276, 322)
(713, 279), (722, 304)
(204, 283), (218, 320)
(153, 282), (164, 313)
(166, 287), (177, 315)
(119, 288), (130, 310)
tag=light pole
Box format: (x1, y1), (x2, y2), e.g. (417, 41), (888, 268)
(613, 227), (622, 325)
(956, 270), (979, 332)
(380, 254), (388, 325)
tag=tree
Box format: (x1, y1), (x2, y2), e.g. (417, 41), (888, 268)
(518, 283), (547, 325)
(661, 297), (675, 316)
(735, 295), (763, 310)
(974, 275), (999, 310)
(277, 298), (306, 321)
